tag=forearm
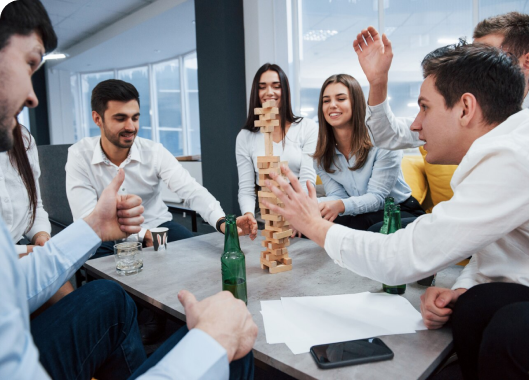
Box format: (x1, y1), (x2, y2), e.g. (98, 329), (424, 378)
(368, 80), (388, 107)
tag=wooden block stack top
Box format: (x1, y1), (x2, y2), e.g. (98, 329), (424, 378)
(254, 100), (293, 274)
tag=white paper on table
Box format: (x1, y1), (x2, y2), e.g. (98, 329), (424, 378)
(279, 292), (423, 354)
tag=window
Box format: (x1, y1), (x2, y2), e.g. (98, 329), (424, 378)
(71, 51), (200, 156)
(296, 0), (525, 121)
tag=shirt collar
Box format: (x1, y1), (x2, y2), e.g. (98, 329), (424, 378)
(91, 137), (142, 166)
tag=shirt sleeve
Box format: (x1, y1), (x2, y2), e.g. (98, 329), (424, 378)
(25, 137), (51, 240)
(365, 99), (423, 150)
(451, 255), (489, 290)
(324, 145), (529, 285)
(236, 131), (258, 216)
(0, 228), (52, 380)
(341, 149), (403, 216)
(138, 329), (229, 379)
(65, 149), (99, 221)
(315, 164), (349, 203)
(158, 147), (225, 227)
(19, 220), (101, 312)
(297, 119), (318, 194)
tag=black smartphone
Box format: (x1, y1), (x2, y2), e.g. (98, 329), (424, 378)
(310, 338), (394, 369)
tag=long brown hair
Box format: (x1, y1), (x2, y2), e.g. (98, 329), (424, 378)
(8, 122), (38, 231)
(242, 63), (302, 143)
(313, 74), (372, 173)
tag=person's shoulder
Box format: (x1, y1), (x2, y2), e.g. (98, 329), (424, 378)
(236, 129), (258, 145)
(69, 136), (99, 154)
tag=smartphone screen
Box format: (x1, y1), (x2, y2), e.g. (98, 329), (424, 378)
(311, 338), (393, 368)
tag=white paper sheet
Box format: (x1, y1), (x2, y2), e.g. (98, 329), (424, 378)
(260, 292), (426, 354)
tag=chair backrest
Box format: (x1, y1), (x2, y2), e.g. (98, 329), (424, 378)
(38, 144), (73, 233)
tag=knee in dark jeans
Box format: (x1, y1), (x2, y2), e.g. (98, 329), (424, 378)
(88, 280), (138, 325)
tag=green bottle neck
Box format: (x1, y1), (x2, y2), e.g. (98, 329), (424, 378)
(388, 209), (401, 233)
(224, 215), (242, 253)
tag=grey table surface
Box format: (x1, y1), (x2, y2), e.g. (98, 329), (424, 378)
(84, 233), (462, 380)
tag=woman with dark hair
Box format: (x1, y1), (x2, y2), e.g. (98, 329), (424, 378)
(0, 121), (73, 300)
(313, 74), (424, 230)
(236, 63), (318, 236)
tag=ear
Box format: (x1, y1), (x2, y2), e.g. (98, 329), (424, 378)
(520, 52), (529, 75)
(458, 93), (477, 128)
(92, 111), (103, 127)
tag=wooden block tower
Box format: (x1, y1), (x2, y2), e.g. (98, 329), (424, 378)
(255, 100), (293, 274)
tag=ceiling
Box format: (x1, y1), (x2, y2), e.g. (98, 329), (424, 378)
(41, 0), (196, 73)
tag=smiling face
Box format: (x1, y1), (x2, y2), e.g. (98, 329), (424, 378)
(0, 32), (43, 152)
(258, 70), (282, 107)
(322, 82), (353, 130)
(410, 76), (463, 165)
(93, 100), (140, 149)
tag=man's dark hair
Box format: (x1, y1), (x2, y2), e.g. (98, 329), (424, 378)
(474, 12), (529, 58)
(421, 42), (525, 125)
(0, 0), (57, 53)
(91, 79), (140, 118)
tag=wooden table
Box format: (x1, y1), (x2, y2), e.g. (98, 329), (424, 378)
(84, 233), (462, 380)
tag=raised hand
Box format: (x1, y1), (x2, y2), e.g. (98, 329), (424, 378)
(84, 169), (144, 242)
(353, 26), (393, 86)
(178, 290), (258, 362)
(236, 213), (258, 240)
(420, 287), (467, 329)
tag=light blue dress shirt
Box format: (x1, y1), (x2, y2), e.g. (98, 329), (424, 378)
(0, 218), (229, 379)
(315, 147), (411, 216)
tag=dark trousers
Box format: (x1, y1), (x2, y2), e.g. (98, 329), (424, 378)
(32, 280), (254, 380)
(451, 283), (529, 380)
(92, 220), (194, 259)
(336, 196), (425, 231)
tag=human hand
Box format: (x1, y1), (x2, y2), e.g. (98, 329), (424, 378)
(290, 227), (302, 238)
(32, 232), (50, 246)
(84, 169), (144, 241)
(353, 26), (393, 86)
(262, 165), (333, 247)
(420, 287), (467, 329)
(237, 213), (258, 240)
(143, 230), (153, 247)
(318, 200), (345, 222)
(178, 290), (258, 362)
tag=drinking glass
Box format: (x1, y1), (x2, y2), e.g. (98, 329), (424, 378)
(114, 242), (143, 275)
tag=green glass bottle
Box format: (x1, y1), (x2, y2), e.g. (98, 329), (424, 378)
(382, 205), (407, 295)
(221, 215), (248, 304)
(379, 197), (395, 235)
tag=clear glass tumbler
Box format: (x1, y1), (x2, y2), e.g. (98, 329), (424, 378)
(114, 242), (143, 275)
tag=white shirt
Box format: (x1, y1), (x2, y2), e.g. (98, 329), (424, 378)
(0, 127), (51, 254)
(324, 109), (529, 290)
(365, 99), (422, 150)
(66, 137), (225, 239)
(236, 118), (318, 215)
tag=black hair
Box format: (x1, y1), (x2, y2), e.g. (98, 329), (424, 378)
(422, 41), (525, 125)
(91, 79), (140, 119)
(0, 0), (57, 53)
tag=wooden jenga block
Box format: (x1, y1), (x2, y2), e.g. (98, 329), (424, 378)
(273, 230), (293, 239)
(255, 119), (279, 128)
(257, 156), (280, 163)
(269, 162), (279, 168)
(260, 257), (277, 267)
(257, 190), (276, 198)
(269, 220), (290, 227)
(261, 206), (282, 216)
(258, 179), (278, 187)
(262, 100), (277, 108)
(260, 197), (283, 205)
(259, 113), (278, 120)
(269, 264), (292, 274)
(268, 237), (287, 244)
(264, 133), (273, 156)
(254, 108), (264, 115)
(266, 252), (289, 262)
(282, 257), (293, 265)
(265, 240), (290, 250)
(264, 224), (291, 233)
(257, 162), (269, 169)
(259, 167), (280, 175)
(259, 125), (274, 133)
(261, 230), (274, 238)
(268, 247), (288, 256)
(261, 214), (283, 222)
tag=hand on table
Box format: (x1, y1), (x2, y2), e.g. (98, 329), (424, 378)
(219, 213), (258, 240)
(420, 287), (467, 329)
(178, 290), (258, 362)
(262, 165), (333, 247)
(319, 200), (345, 222)
(353, 26), (393, 86)
(84, 169), (145, 241)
